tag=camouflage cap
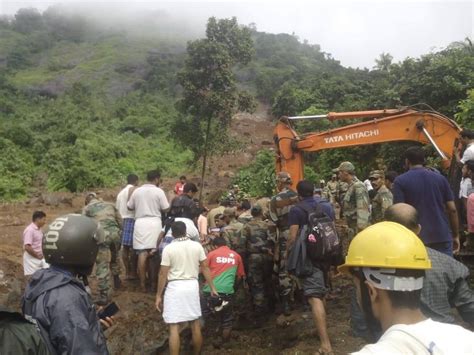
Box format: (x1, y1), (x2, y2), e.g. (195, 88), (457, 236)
(223, 207), (237, 217)
(319, 179), (325, 184)
(276, 171), (292, 183)
(335, 161), (355, 173)
(369, 170), (385, 179)
(85, 192), (97, 198)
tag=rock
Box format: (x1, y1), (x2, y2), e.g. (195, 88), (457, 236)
(27, 196), (44, 206)
(217, 171), (235, 178)
(60, 196), (73, 206)
(42, 193), (61, 206)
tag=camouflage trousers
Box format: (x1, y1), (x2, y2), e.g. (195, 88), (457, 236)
(96, 231), (121, 305)
(277, 229), (293, 298)
(247, 253), (274, 314)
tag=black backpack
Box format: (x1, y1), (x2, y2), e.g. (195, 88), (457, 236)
(296, 202), (341, 263)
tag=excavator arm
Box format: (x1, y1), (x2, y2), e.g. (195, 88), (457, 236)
(274, 109), (461, 188)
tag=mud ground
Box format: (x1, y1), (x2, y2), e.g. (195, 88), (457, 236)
(0, 194), (368, 355)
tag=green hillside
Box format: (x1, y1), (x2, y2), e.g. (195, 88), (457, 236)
(0, 8), (473, 200)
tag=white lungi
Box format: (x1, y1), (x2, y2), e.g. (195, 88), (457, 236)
(23, 251), (49, 276)
(163, 279), (201, 324)
(133, 216), (161, 250)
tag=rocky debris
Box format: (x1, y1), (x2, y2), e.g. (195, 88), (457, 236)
(217, 171), (235, 178)
(0, 215), (23, 226)
(41, 193), (73, 207)
(26, 196), (44, 206)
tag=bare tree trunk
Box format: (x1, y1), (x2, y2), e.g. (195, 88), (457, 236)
(198, 116), (212, 204)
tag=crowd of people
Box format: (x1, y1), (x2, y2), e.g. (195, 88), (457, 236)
(4, 135), (474, 354)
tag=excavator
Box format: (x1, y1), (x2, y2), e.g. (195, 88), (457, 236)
(273, 106), (462, 187)
(274, 106), (474, 260)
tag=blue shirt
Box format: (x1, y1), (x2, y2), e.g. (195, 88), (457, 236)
(288, 196), (335, 227)
(393, 167), (454, 244)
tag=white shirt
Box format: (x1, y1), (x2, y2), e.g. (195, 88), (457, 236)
(161, 239), (206, 281)
(116, 184), (135, 219)
(127, 184), (170, 219)
(460, 177), (473, 199)
(352, 318), (474, 355)
(363, 179), (373, 191)
(461, 142), (474, 164)
(163, 218), (199, 242)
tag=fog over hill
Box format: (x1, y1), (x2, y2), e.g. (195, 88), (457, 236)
(1, 0), (472, 68)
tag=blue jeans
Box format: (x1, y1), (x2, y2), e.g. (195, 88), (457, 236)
(427, 241), (452, 257)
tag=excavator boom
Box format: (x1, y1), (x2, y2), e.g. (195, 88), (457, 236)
(274, 109), (461, 188)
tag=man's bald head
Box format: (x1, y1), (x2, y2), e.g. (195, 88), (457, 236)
(384, 203), (420, 234)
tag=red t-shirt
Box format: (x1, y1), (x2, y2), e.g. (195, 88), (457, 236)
(203, 246), (245, 294)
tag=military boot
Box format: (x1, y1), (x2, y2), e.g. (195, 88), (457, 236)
(113, 275), (121, 289)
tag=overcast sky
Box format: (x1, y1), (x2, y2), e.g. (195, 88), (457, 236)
(1, 0), (472, 68)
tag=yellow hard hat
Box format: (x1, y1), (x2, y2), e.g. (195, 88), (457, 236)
(338, 222), (431, 274)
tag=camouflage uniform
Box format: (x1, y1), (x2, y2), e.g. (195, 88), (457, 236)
(338, 181), (349, 204)
(240, 219), (275, 315)
(327, 179), (338, 204)
(342, 178), (371, 239)
(371, 185), (393, 223)
(237, 210), (252, 224)
(322, 186), (332, 202)
(269, 188), (297, 299)
(222, 219), (244, 254)
(83, 198), (122, 305)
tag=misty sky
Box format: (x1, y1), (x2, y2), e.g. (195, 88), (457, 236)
(1, 0), (472, 68)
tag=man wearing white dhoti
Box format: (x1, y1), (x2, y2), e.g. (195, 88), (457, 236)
(156, 221), (218, 355)
(128, 170), (170, 291)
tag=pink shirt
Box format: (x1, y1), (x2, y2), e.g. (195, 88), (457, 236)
(23, 222), (43, 255)
(468, 194), (474, 233)
(197, 214), (208, 238)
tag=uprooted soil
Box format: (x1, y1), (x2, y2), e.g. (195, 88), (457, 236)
(0, 195), (367, 355)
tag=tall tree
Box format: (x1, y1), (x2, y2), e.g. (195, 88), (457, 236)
(175, 17), (256, 201)
(374, 52), (393, 72)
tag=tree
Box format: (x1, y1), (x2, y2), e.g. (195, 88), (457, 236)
(374, 52), (393, 72)
(175, 17), (256, 201)
(13, 8), (44, 34)
(455, 89), (474, 129)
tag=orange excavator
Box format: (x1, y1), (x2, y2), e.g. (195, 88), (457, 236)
(274, 106), (462, 188)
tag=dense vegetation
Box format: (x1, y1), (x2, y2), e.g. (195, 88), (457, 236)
(0, 7), (472, 200)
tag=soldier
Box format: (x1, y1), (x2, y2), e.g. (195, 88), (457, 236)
(335, 161), (371, 339)
(240, 204), (276, 326)
(368, 170), (393, 223)
(221, 207), (244, 253)
(336, 162), (370, 239)
(83, 192), (122, 305)
(227, 185), (241, 206)
(327, 174), (338, 204)
(320, 179), (332, 202)
(269, 171), (298, 315)
(237, 199), (252, 224)
(23, 214), (113, 353)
